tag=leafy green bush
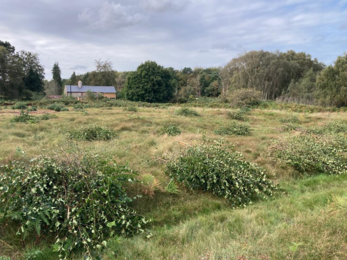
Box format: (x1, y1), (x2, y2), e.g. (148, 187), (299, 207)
(27, 105), (37, 112)
(166, 139), (277, 206)
(47, 103), (68, 112)
(69, 126), (118, 141)
(272, 135), (347, 176)
(10, 110), (40, 124)
(175, 108), (200, 117)
(307, 121), (347, 135)
(227, 110), (248, 121)
(279, 115), (300, 124)
(40, 113), (58, 120)
(0, 154), (148, 258)
(123, 106), (138, 112)
(214, 122), (251, 136)
(229, 88), (262, 107)
(12, 102), (27, 110)
(159, 125), (181, 136)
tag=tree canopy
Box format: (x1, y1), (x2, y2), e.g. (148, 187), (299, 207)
(125, 61), (175, 103)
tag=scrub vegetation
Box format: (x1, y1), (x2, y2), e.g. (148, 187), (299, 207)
(0, 101), (346, 260)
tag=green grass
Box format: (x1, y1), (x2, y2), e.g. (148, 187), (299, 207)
(0, 104), (346, 259)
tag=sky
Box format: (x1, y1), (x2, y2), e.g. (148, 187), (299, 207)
(1, 0), (347, 79)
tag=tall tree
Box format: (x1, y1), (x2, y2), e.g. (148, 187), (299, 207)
(52, 62), (62, 94)
(0, 46), (25, 99)
(125, 61), (175, 103)
(70, 71), (77, 85)
(88, 59), (116, 86)
(19, 51), (45, 93)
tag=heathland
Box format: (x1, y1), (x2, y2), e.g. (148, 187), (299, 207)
(0, 100), (347, 259)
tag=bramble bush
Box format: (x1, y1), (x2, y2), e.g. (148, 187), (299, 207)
(12, 102), (28, 110)
(158, 125), (181, 136)
(10, 109), (40, 124)
(214, 122), (251, 136)
(271, 135), (347, 176)
(227, 110), (248, 121)
(0, 153), (148, 259)
(166, 138), (277, 206)
(47, 103), (69, 112)
(175, 108), (200, 117)
(68, 126), (118, 141)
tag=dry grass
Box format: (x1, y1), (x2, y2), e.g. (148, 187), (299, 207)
(0, 106), (346, 259)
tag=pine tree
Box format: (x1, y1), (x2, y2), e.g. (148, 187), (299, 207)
(52, 62), (62, 94)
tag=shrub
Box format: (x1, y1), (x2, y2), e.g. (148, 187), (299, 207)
(175, 108), (200, 117)
(47, 103), (68, 112)
(271, 135), (347, 176)
(214, 122), (251, 136)
(27, 106), (37, 112)
(123, 106), (138, 112)
(159, 125), (181, 136)
(229, 88), (262, 107)
(68, 126), (118, 141)
(279, 115), (300, 124)
(166, 138), (277, 206)
(12, 102), (27, 110)
(10, 110), (40, 124)
(0, 153), (148, 258)
(40, 113), (58, 120)
(307, 121), (347, 135)
(227, 110), (248, 121)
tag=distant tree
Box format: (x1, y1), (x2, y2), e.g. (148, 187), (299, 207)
(19, 51), (45, 93)
(52, 62), (62, 94)
(70, 71), (77, 85)
(125, 61), (175, 103)
(316, 53), (347, 107)
(0, 40), (15, 53)
(88, 59), (116, 86)
(0, 46), (25, 99)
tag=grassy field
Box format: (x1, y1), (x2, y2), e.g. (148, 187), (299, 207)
(0, 105), (346, 259)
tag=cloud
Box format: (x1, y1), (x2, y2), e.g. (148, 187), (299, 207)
(79, 1), (145, 30)
(142, 0), (189, 12)
(70, 65), (88, 70)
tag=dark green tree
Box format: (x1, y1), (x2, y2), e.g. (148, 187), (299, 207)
(125, 61), (175, 103)
(52, 62), (62, 94)
(70, 71), (77, 85)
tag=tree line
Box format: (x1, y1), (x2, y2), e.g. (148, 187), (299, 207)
(1, 40), (346, 107)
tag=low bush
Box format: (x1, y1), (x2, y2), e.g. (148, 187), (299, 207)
(229, 88), (262, 107)
(227, 110), (248, 121)
(10, 110), (40, 124)
(47, 103), (68, 112)
(159, 125), (181, 136)
(68, 126), (118, 141)
(27, 106), (37, 112)
(279, 115), (300, 124)
(271, 135), (347, 176)
(123, 106), (138, 112)
(12, 102), (27, 110)
(214, 122), (251, 136)
(175, 108), (200, 117)
(40, 113), (58, 120)
(307, 121), (347, 135)
(0, 153), (148, 258)
(166, 138), (277, 206)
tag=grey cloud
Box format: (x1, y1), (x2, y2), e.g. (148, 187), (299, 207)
(70, 65), (88, 70)
(79, 2), (145, 30)
(142, 0), (190, 12)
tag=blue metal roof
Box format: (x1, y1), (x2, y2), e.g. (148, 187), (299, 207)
(65, 85), (117, 93)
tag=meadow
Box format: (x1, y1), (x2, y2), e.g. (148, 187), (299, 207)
(0, 102), (347, 259)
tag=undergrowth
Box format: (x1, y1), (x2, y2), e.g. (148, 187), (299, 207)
(68, 126), (118, 141)
(0, 152), (148, 259)
(214, 122), (251, 136)
(166, 138), (277, 206)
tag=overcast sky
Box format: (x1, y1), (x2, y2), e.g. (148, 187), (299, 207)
(1, 0), (346, 79)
